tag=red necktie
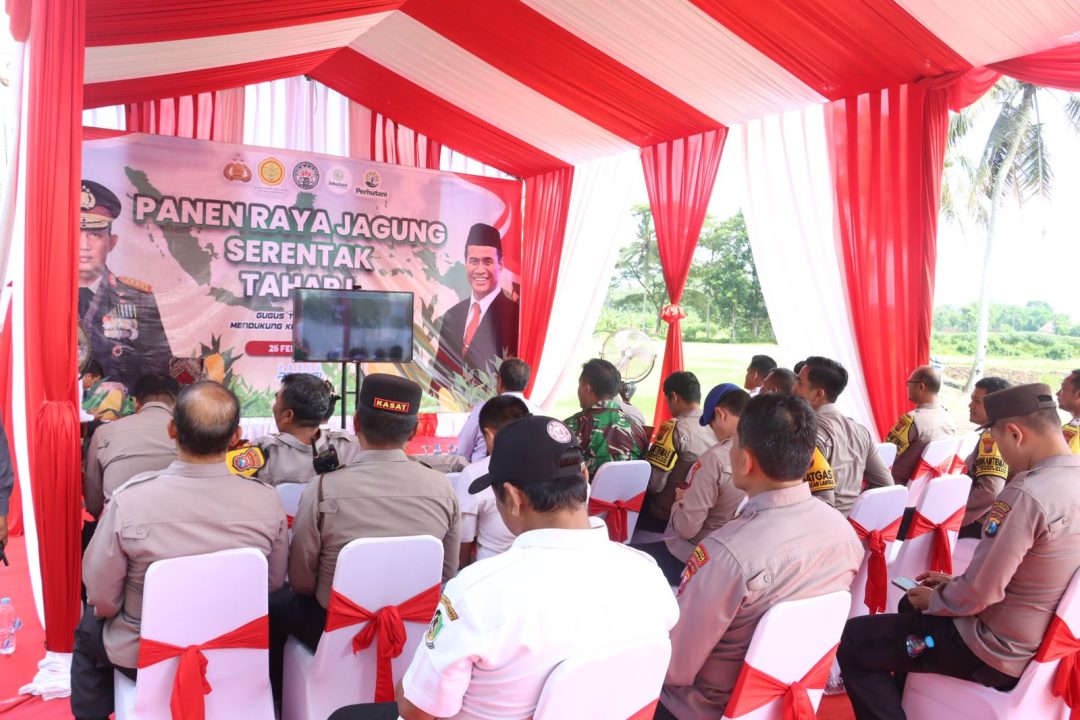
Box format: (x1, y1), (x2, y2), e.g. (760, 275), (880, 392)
(463, 303), (481, 352)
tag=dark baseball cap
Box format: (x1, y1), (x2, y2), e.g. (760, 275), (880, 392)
(81, 179), (121, 229)
(358, 373), (421, 416)
(979, 383), (1058, 430)
(468, 415), (583, 494)
(699, 383), (743, 426)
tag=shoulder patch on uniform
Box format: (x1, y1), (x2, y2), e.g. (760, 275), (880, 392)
(805, 447), (836, 493)
(646, 419), (679, 472)
(1064, 423), (1080, 453)
(984, 499), (1012, 536)
(974, 431), (1008, 480)
(117, 275), (152, 293)
(886, 413), (915, 455)
(425, 608), (444, 648)
(677, 544), (711, 596)
(439, 594), (458, 621)
(684, 460), (702, 489)
(227, 445), (266, 478)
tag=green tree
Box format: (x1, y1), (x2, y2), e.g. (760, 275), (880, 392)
(608, 203), (667, 332)
(686, 212), (769, 341)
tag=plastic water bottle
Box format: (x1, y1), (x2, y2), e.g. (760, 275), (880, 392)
(0, 597), (19, 655)
(905, 634), (934, 658)
(433, 443), (442, 455)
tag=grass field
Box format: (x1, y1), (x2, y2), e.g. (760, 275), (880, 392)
(544, 339), (1077, 432)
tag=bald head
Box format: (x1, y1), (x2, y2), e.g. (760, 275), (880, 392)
(173, 381), (241, 457)
(907, 365), (943, 404)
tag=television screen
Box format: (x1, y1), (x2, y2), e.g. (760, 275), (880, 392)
(292, 289), (414, 363)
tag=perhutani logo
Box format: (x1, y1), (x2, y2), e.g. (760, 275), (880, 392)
(326, 166), (351, 194)
(373, 397), (410, 413)
(292, 161), (320, 190)
(364, 170), (381, 188)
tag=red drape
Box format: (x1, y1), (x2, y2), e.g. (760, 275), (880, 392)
(0, 302), (22, 536)
(640, 129), (726, 428)
(991, 43), (1080, 92)
(520, 167), (574, 397)
(826, 85), (945, 438)
(24, 0), (85, 650)
(125, 91), (244, 143)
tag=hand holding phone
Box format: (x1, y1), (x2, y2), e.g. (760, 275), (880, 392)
(892, 576), (919, 592)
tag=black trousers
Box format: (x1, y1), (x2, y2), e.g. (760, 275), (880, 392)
(327, 703), (402, 720)
(70, 605), (136, 720)
(632, 541), (687, 586)
(837, 598), (1018, 720)
(652, 701), (679, 719)
(268, 587), (327, 704)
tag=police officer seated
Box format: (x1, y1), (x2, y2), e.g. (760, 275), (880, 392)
(254, 373), (360, 485)
(885, 365), (957, 485)
(268, 374), (461, 703)
(72, 382), (288, 720)
(838, 383), (1080, 720)
(332, 415), (679, 720)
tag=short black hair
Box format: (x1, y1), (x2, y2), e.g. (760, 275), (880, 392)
(764, 368), (797, 394)
(479, 395), (530, 434)
(663, 371), (701, 404)
(491, 448), (588, 512)
(356, 406), (418, 446)
(173, 382), (240, 457)
(280, 373), (335, 428)
(498, 358), (531, 392)
(793, 359), (806, 376)
(974, 376), (1011, 394)
(736, 394), (818, 482)
(804, 356), (849, 403)
(717, 387), (751, 415)
(748, 355), (778, 375)
(83, 359), (104, 378)
(580, 358), (621, 399)
(132, 373), (180, 404)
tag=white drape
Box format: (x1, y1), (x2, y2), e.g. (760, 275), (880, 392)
(243, 77), (350, 156)
(740, 105), (877, 434)
(530, 150), (638, 410)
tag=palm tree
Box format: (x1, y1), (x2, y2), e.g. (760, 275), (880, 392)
(949, 79), (1080, 392)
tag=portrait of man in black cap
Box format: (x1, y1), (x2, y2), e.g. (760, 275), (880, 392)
(79, 179), (172, 392)
(433, 222), (519, 389)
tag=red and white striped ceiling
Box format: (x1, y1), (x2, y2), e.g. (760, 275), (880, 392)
(80, 0), (1080, 177)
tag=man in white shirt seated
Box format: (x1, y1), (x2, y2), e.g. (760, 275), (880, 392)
(456, 358), (543, 462)
(334, 415), (680, 720)
(458, 395), (531, 568)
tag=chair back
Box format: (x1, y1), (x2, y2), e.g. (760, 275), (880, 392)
(277, 483), (305, 524)
(906, 437), (962, 508)
(445, 471), (469, 497)
(589, 460), (651, 544)
(534, 634), (672, 720)
(889, 475), (971, 612)
(307, 536), (443, 716)
(846, 486), (908, 618)
(722, 591), (851, 720)
(875, 442), (898, 470)
(956, 432), (980, 466)
(134, 548), (273, 720)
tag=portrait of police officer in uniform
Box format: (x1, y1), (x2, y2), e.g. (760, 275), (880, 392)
(79, 180), (172, 393)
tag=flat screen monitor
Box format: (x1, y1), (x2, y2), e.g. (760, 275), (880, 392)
(292, 289), (414, 363)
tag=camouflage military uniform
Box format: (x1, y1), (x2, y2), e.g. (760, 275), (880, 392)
(564, 400), (649, 477)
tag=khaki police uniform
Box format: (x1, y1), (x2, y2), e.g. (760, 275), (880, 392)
(962, 430), (1011, 527)
(253, 429), (361, 486)
(644, 408), (717, 525)
(661, 483), (863, 718)
(666, 438), (745, 562)
(83, 402), (176, 519)
(886, 402), (957, 484)
(1065, 415), (1080, 454)
(815, 403), (894, 516)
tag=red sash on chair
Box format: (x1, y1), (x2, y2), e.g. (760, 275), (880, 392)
(725, 644), (838, 719)
(628, 699), (659, 719)
(848, 517), (903, 615)
(905, 507), (965, 574)
(286, 514), (294, 529)
(1035, 614), (1080, 719)
(588, 492), (646, 543)
(324, 584), (441, 702)
(137, 615), (269, 720)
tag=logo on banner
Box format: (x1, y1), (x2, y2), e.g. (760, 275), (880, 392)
(326, 166), (351, 194)
(292, 161), (320, 190)
(222, 156), (252, 183)
(355, 170), (389, 199)
(258, 158), (286, 186)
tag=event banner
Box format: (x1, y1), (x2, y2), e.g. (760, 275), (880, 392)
(80, 134), (522, 414)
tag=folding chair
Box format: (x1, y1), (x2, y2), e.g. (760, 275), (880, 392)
(277, 482), (305, 533)
(846, 486), (909, 619)
(875, 442), (898, 470)
(588, 460), (650, 544)
(905, 437), (963, 508)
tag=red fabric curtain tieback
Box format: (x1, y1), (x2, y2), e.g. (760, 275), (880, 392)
(905, 507), (965, 574)
(324, 583), (441, 702)
(1035, 614), (1080, 718)
(849, 516), (902, 614)
(587, 492), (646, 543)
(660, 304), (686, 324)
(286, 515), (294, 529)
(137, 615), (269, 720)
(725, 643), (838, 719)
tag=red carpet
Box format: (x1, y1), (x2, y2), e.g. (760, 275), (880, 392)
(820, 694), (856, 719)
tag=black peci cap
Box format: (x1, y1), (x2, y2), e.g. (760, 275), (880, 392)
(464, 222), (502, 253)
(468, 415), (583, 494)
(80, 180), (121, 230)
(979, 383), (1059, 429)
(358, 373), (421, 416)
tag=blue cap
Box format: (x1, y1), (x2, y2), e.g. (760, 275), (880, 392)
(699, 383), (742, 426)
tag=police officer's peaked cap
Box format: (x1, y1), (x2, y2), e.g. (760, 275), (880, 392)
(468, 415), (582, 494)
(979, 383), (1058, 429)
(81, 179), (121, 230)
(464, 223), (502, 253)
(358, 373), (421, 417)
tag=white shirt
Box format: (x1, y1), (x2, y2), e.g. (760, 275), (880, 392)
(457, 392), (544, 462)
(458, 457), (516, 561)
(401, 526), (680, 720)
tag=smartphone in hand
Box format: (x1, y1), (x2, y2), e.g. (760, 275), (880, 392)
(892, 576), (919, 592)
